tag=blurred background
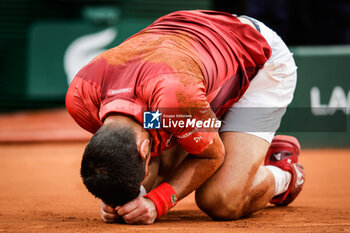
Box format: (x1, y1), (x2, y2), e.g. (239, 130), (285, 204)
(0, 0), (349, 147)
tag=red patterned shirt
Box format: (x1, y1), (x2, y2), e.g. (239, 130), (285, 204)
(66, 10), (271, 156)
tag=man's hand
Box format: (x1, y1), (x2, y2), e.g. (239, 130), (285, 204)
(100, 202), (121, 223)
(117, 196), (157, 225)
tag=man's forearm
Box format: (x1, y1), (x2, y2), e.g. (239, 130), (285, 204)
(115, 134), (225, 224)
(166, 134), (225, 200)
(143, 156), (160, 191)
(167, 155), (223, 200)
(143, 134), (224, 220)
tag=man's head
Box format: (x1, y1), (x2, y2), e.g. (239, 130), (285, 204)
(80, 115), (152, 207)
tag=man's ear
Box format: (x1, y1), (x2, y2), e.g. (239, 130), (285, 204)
(139, 139), (151, 160)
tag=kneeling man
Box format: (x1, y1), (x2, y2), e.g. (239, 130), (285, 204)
(66, 10), (305, 224)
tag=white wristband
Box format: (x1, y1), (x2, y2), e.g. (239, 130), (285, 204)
(139, 185), (147, 196)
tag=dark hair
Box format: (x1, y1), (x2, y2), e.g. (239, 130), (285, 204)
(81, 124), (145, 207)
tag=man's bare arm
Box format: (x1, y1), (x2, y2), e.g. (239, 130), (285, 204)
(166, 133), (225, 200)
(115, 133), (225, 224)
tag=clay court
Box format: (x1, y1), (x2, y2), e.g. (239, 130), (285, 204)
(0, 109), (349, 233)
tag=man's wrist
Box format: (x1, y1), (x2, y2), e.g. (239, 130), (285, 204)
(144, 182), (178, 219)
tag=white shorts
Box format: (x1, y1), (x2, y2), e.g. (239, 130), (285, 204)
(219, 18), (297, 143)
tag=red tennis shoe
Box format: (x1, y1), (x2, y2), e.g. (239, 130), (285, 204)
(265, 135), (305, 206)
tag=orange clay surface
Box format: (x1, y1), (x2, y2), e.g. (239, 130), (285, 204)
(0, 109), (349, 233)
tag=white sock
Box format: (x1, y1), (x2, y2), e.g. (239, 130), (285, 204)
(265, 165), (292, 196)
(139, 185), (147, 196)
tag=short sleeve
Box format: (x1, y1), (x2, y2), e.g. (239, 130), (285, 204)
(145, 73), (219, 155)
(66, 77), (102, 134)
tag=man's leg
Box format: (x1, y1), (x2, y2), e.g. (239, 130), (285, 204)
(195, 132), (275, 220)
(194, 16), (300, 220)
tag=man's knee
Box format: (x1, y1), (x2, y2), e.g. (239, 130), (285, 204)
(195, 187), (245, 220)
